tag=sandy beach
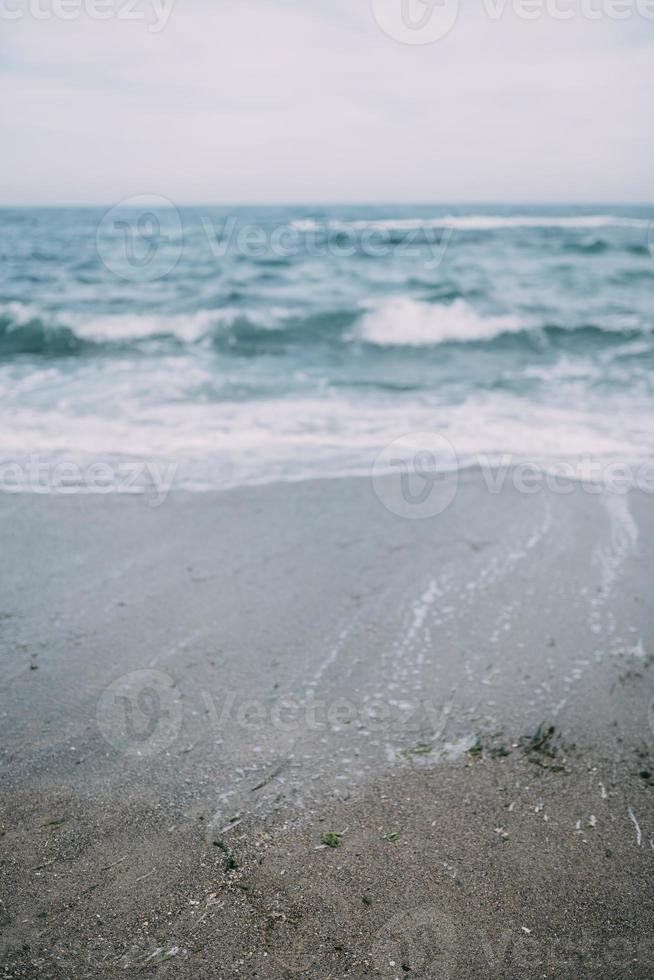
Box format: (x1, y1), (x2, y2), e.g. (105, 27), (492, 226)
(1, 469), (653, 977)
(3, 0), (653, 973)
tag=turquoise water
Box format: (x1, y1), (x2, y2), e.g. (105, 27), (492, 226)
(1, 204), (653, 489)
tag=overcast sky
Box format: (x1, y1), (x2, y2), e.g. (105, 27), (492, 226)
(1, 0), (653, 204)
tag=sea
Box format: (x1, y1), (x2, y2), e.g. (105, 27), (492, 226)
(1, 202), (653, 494)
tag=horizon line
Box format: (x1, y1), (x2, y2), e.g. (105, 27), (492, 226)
(0, 200), (652, 209)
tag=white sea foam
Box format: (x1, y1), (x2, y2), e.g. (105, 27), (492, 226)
(291, 215), (647, 233)
(71, 310), (218, 343)
(358, 297), (524, 346)
(1, 390), (652, 494)
(69, 307), (297, 343)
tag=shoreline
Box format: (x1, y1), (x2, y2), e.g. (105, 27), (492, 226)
(2, 452), (653, 504)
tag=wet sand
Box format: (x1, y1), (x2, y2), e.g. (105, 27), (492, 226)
(1, 469), (653, 977)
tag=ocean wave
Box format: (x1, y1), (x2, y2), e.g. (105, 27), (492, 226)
(0, 318), (83, 357)
(2, 297), (652, 360)
(209, 309), (359, 354)
(291, 215), (648, 233)
(72, 306), (363, 353)
(0, 303), (228, 354)
(0, 302), (363, 357)
(0, 304), (283, 348)
(70, 310), (218, 343)
(357, 298), (525, 346)
(355, 298), (654, 350)
(0, 303), (86, 356)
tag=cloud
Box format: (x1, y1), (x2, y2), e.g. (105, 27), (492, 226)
(1, 0), (652, 202)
